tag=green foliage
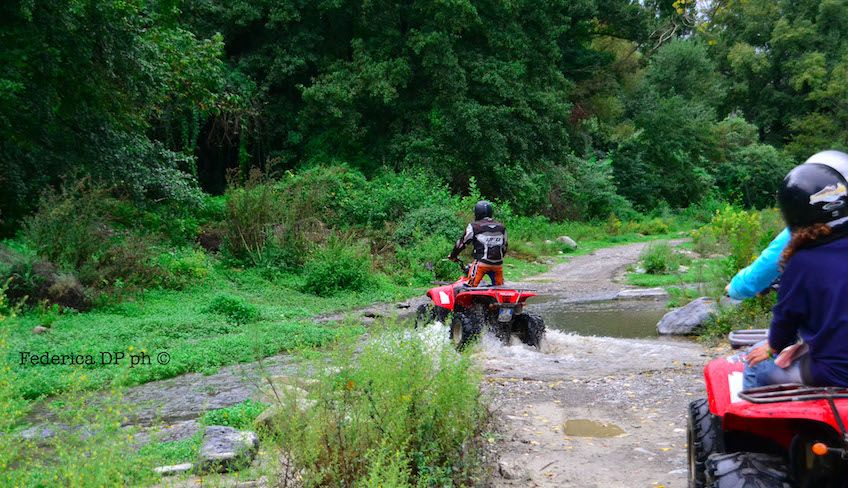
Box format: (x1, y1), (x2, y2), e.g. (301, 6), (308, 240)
(2, 372), (156, 487)
(205, 294), (260, 326)
(692, 206), (783, 276)
(302, 240), (376, 297)
(640, 242), (676, 274)
(394, 236), (456, 286)
(24, 182), (115, 271)
(266, 324), (487, 487)
(706, 0), (848, 159)
(710, 116), (795, 208)
(201, 399), (268, 430)
(0, 0), (224, 231)
(700, 294), (776, 343)
(393, 206), (462, 247)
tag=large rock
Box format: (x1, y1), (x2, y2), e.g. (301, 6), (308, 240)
(197, 426), (259, 474)
(153, 463), (194, 476)
(615, 287), (669, 300)
(556, 236), (578, 250)
(656, 297), (717, 335)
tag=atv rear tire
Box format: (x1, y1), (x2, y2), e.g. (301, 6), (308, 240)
(705, 453), (791, 488)
(450, 312), (481, 350)
(688, 398), (724, 488)
(513, 312), (545, 349)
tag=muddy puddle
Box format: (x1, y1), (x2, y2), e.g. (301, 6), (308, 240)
(563, 419), (626, 437)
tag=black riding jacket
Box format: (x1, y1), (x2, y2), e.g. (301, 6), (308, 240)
(449, 218), (508, 265)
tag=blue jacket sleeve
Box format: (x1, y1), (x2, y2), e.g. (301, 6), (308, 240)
(727, 227), (791, 300)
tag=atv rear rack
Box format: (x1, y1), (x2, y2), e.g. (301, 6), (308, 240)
(740, 384), (848, 404)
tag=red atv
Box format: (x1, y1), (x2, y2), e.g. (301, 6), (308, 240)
(688, 354), (848, 487)
(415, 260), (545, 350)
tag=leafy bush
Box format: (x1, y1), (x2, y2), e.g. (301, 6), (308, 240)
(156, 249), (210, 287)
(692, 206), (778, 273)
(201, 399), (267, 429)
(302, 240), (375, 296)
(19, 182), (194, 295)
(24, 181), (116, 270)
(392, 206), (463, 247)
(394, 235), (455, 286)
(700, 294), (775, 343)
(266, 324), (487, 487)
(205, 294), (260, 325)
(640, 242), (675, 274)
(626, 217), (671, 236)
(221, 176), (283, 265)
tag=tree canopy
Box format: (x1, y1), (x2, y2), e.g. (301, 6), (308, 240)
(1, 0), (846, 231)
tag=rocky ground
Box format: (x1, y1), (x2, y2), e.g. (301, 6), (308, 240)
(482, 240), (718, 488)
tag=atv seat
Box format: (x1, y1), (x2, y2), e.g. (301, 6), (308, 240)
(729, 329), (768, 349)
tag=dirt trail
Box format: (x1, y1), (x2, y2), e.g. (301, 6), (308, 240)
(484, 240), (709, 488)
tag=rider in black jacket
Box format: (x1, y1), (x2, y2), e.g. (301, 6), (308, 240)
(448, 201), (508, 286)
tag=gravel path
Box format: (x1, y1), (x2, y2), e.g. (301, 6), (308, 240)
(483, 240), (712, 488)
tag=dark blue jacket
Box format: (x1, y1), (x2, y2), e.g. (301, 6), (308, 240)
(770, 235), (848, 386)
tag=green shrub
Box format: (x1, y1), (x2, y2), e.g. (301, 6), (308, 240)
(156, 248), (210, 287)
(627, 217), (671, 236)
(392, 206), (463, 247)
(394, 235), (456, 286)
(302, 240), (376, 296)
(222, 176), (282, 265)
(201, 399), (268, 429)
(691, 205), (782, 275)
(266, 324), (487, 487)
(2, 370), (155, 487)
(640, 242), (675, 274)
(24, 181), (116, 270)
(700, 294), (775, 343)
(19, 182), (186, 295)
(205, 294), (260, 325)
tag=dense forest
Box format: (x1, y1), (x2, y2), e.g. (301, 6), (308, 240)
(4, 1), (847, 485)
(3, 0), (847, 233)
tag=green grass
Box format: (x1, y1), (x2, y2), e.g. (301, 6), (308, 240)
(6, 224), (696, 401)
(7, 265), (405, 398)
(626, 256), (726, 288)
(139, 399), (269, 467)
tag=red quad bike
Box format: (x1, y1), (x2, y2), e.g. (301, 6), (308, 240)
(415, 260), (545, 350)
(688, 354), (848, 487)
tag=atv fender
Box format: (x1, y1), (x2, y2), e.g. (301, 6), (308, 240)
(426, 284), (456, 311)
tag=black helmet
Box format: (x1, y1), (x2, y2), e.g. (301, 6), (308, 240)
(804, 150), (848, 181)
(474, 200), (493, 220)
(778, 163), (848, 230)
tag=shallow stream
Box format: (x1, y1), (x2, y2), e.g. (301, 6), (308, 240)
(528, 297), (668, 338)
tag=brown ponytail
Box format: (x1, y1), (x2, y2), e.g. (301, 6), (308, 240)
(781, 223), (832, 267)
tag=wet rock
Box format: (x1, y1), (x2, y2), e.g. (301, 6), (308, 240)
(656, 297), (717, 335)
(556, 236), (577, 250)
(615, 287), (668, 300)
(19, 424), (61, 441)
(154, 463), (194, 476)
(32, 325), (49, 334)
(498, 460), (524, 480)
(197, 426), (259, 473)
(142, 420), (200, 444)
(256, 375), (312, 404)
